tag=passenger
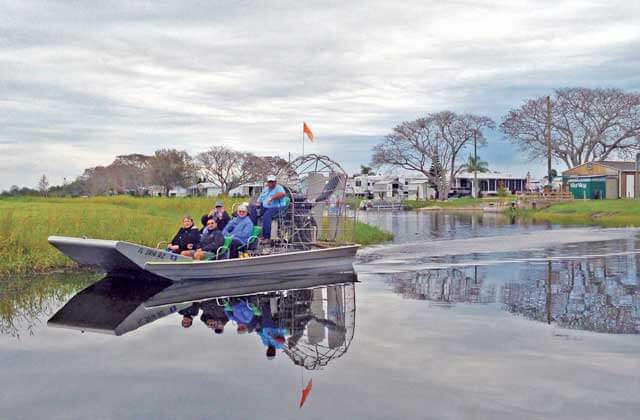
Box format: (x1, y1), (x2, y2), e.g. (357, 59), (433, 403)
(201, 200), (231, 231)
(168, 216), (200, 257)
(222, 204), (253, 258)
(252, 175), (287, 244)
(193, 219), (225, 260)
(178, 303), (201, 328)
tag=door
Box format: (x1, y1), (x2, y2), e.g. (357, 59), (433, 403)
(626, 174), (635, 198)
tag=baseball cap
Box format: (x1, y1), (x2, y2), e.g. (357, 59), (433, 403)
(267, 175), (277, 182)
(215, 200), (224, 207)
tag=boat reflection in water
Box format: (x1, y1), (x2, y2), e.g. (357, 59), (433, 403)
(384, 253), (640, 334)
(48, 269), (357, 369)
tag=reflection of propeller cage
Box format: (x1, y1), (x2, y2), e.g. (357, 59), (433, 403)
(275, 154), (355, 245)
(273, 283), (356, 370)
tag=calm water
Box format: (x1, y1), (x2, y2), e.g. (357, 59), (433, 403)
(1, 212), (639, 420)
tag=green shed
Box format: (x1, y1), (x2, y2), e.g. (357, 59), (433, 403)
(565, 177), (607, 199)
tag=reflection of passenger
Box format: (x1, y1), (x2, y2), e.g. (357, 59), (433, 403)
(257, 301), (288, 360)
(200, 300), (229, 334)
(179, 303), (201, 328)
(223, 298), (261, 333)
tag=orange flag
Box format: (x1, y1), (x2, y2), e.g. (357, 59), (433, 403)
(303, 122), (314, 142)
(299, 379), (313, 408)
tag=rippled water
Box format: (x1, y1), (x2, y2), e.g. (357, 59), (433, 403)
(1, 212), (639, 420)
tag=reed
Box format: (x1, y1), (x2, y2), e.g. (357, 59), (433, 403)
(0, 196), (392, 274)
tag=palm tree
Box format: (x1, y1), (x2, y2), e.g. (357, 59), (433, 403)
(463, 156), (489, 173)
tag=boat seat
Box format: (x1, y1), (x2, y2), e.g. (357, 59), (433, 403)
(238, 225), (263, 255)
(211, 236), (233, 260)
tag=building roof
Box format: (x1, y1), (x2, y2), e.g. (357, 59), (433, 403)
(599, 161), (636, 172)
(456, 171), (526, 180)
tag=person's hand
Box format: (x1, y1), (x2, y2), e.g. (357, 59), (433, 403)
(170, 245), (179, 251)
(267, 198), (272, 205)
(187, 243), (193, 250)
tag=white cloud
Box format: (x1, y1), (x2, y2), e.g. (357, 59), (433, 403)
(1, 0), (639, 189)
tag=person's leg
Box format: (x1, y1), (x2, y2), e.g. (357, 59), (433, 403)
(262, 207), (277, 239)
(230, 238), (243, 258)
(248, 204), (259, 225)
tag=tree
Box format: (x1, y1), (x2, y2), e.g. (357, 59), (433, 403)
(196, 146), (255, 194)
(360, 165), (373, 175)
(462, 155), (489, 173)
(246, 155), (288, 181)
(37, 174), (49, 197)
(147, 149), (196, 196)
(371, 111), (494, 200)
(500, 88), (640, 168)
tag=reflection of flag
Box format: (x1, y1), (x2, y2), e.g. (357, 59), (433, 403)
(299, 379), (313, 408)
(303, 122), (314, 142)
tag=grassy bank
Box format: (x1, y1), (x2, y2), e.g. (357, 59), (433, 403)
(403, 197), (504, 210)
(0, 196), (392, 274)
(514, 200), (640, 227)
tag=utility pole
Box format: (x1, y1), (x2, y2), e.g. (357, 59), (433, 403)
(473, 129), (478, 199)
(546, 95), (552, 189)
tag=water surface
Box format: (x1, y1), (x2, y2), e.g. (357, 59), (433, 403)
(1, 212), (639, 420)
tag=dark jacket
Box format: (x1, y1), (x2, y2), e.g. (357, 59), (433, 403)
(201, 211), (231, 231)
(179, 303), (201, 318)
(170, 227), (200, 252)
(200, 300), (229, 327)
(199, 227), (225, 252)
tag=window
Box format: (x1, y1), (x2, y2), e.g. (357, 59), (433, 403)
(355, 180), (362, 187)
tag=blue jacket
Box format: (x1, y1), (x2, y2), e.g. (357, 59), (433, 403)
(222, 215), (253, 243)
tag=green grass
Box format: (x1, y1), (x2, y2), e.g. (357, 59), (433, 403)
(0, 196), (392, 274)
(515, 200), (640, 227)
(403, 197), (503, 209)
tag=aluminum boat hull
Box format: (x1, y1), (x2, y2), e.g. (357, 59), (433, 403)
(48, 236), (359, 281)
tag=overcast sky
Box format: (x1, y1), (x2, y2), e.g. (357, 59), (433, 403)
(1, 0), (639, 190)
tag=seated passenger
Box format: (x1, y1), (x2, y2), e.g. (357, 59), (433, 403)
(222, 204), (253, 258)
(194, 219), (225, 260)
(201, 200), (231, 232)
(168, 216), (200, 257)
(252, 175), (287, 244)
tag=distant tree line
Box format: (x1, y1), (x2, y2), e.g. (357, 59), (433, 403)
(372, 87), (640, 200)
(1, 146), (288, 197)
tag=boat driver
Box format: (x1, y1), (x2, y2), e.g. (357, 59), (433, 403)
(251, 175), (288, 244)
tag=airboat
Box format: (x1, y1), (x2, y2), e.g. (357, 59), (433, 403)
(48, 155), (360, 282)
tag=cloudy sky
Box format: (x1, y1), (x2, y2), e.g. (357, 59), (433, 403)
(1, 0), (639, 190)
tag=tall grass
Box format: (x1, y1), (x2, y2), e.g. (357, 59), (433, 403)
(517, 200), (640, 227)
(0, 196), (392, 274)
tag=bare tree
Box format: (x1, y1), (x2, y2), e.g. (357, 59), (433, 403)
(196, 146), (254, 194)
(37, 174), (49, 197)
(372, 112), (494, 199)
(500, 88), (640, 168)
(147, 149), (196, 196)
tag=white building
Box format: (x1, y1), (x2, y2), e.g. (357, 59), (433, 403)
(189, 182), (222, 197)
(167, 186), (188, 197)
(452, 171), (528, 196)
(347, 174), (434, 200)
(229, 182), (264, 197)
